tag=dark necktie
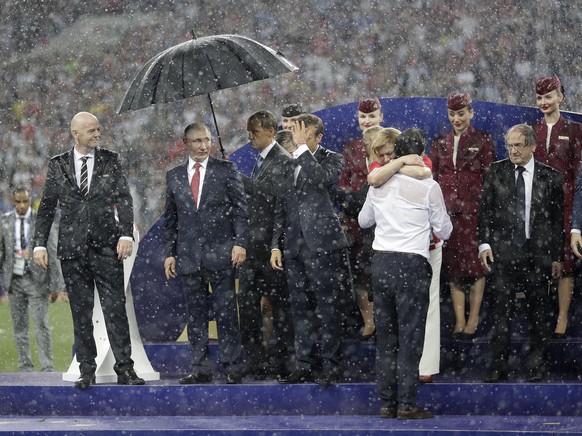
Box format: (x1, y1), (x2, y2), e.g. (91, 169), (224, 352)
(80, 157), (89, 197)
(19, 217), (26, 250)
(191, 162), (201, 207)
(252, 155), (264, 179)
(514, 166), (526, 246)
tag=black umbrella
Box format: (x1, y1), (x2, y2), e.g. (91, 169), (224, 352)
(118, 33), (299, 158)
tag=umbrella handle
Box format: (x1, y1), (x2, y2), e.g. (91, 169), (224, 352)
(206, 93), (226, 159)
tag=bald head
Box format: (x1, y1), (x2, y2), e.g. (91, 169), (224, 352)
(71, 112), (101, 154)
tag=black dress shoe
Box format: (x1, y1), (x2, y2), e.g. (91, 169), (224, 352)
(484, 369), (508, 383)
(179, 373), (212, 384)
(74, 373), (95, 390)
(226, 373), (243, 384)
(380, 406), (397, 418)
(316, 368), (340, 388)
(278, 369), (313, 384)
(528, 368), (545, 382)
(397, 406), (433, 420)
(117, 369), (145, 385)
(553, 332), (567, 339)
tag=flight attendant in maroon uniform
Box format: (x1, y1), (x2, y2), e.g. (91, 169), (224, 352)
(339, 98), (384, 339)
(431, 92), (495, 339)
(531, 75), (582, 338)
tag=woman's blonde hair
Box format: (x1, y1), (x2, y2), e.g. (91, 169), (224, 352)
(371, 127), (401, 159)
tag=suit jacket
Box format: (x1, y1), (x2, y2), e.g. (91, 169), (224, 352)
(272, 146), (348, 257)
(0, 210), (64, 292)
(34, 148), (134, 260)
(478, 158), (564, 270)
(431, 125), (495, 215)
(243, 143), (292, 261)
(164, 156), (249, 274)
(532, 116), (582, 215)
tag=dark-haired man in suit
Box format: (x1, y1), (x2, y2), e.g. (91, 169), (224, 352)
(164, 122), (249, 384)
(0, 187), (63, 372)
(478, 124), (563, 383)
(239, 110), (295, 379)
(33, 111), (144, 389)
(271, 113), (352, 387)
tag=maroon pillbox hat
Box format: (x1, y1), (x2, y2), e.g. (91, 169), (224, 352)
(447, 92), (472, 110)
(358, 98), (381, 113)
(535, 75), (563, 95)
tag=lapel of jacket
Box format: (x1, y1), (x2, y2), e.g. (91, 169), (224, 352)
(198, 157), (214, 209)
(530, 161), (546, 226)
(90, 148), (106, 197)
(64, 149), (81, 194)
(257, 145), (279, 181)
(178, 160), (196, 210)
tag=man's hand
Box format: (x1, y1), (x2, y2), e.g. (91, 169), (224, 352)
(164, 257), (177, 279)
(117, 239), (133, 261)
(399, 154), (426, 167)
(571, 233), (582, 259)
(479, 248), (494, 273)
(33, 249), (48, 271)
(231, 245), (246, 268)
(551, 261), (563, 279)
(291, 120), (308, 145)
(270, 249), (284, 271)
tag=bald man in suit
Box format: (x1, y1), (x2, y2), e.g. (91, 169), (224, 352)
(34, 111), (144, 389)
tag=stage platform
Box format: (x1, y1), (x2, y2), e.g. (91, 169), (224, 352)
(0, 339), (580, 435)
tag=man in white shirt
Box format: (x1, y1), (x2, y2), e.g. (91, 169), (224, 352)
(359, 128), (452, 420)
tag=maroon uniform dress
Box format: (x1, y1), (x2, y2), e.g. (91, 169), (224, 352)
(339, 137), (370, 286)
(431, 125), (495, 278)
(532, 116), (582, 274)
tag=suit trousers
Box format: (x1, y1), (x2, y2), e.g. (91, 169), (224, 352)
(182, 267), (242, 375)
(285, 238), (347, 371)
(372, 251), (431, 408)
(60, 248), (133, 375)
(9, 273), (53, 372)
(238, 258), (294, 371)
(488, 243), (553, 373)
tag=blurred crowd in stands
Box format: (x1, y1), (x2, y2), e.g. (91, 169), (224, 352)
(0, 0), (580, 231)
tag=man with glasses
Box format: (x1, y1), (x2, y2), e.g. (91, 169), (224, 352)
(478, 124), (563, 383)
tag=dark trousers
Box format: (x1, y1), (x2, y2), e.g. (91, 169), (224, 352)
(489, 246), (552, 373)
(285, 238), (349, 371)
(239, 257), (294, 371)
(61, 247), (133, 375)
(372, 252), (431, 408)
(182, 267), (242, 375)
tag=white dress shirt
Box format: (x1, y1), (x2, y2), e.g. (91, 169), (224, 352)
(358, 173), (453, 259)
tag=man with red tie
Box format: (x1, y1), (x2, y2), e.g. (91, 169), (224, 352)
(163, 122), (249, 384)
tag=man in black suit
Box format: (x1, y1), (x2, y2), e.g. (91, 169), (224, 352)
(33, 111), (144, 388)
(271, 113), (352, 386)
(478, 124), (563, 383)
(164, 122), (249, 384)
(239, 110), (294, 379)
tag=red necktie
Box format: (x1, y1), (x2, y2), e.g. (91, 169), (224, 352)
(191, 162), (201, 206)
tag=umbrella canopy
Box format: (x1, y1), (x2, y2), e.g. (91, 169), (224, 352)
(118, 33), (298, 157)
(118, 33), (298, 111)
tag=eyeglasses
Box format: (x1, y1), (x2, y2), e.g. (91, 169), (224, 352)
(504, 143), (530, 150)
